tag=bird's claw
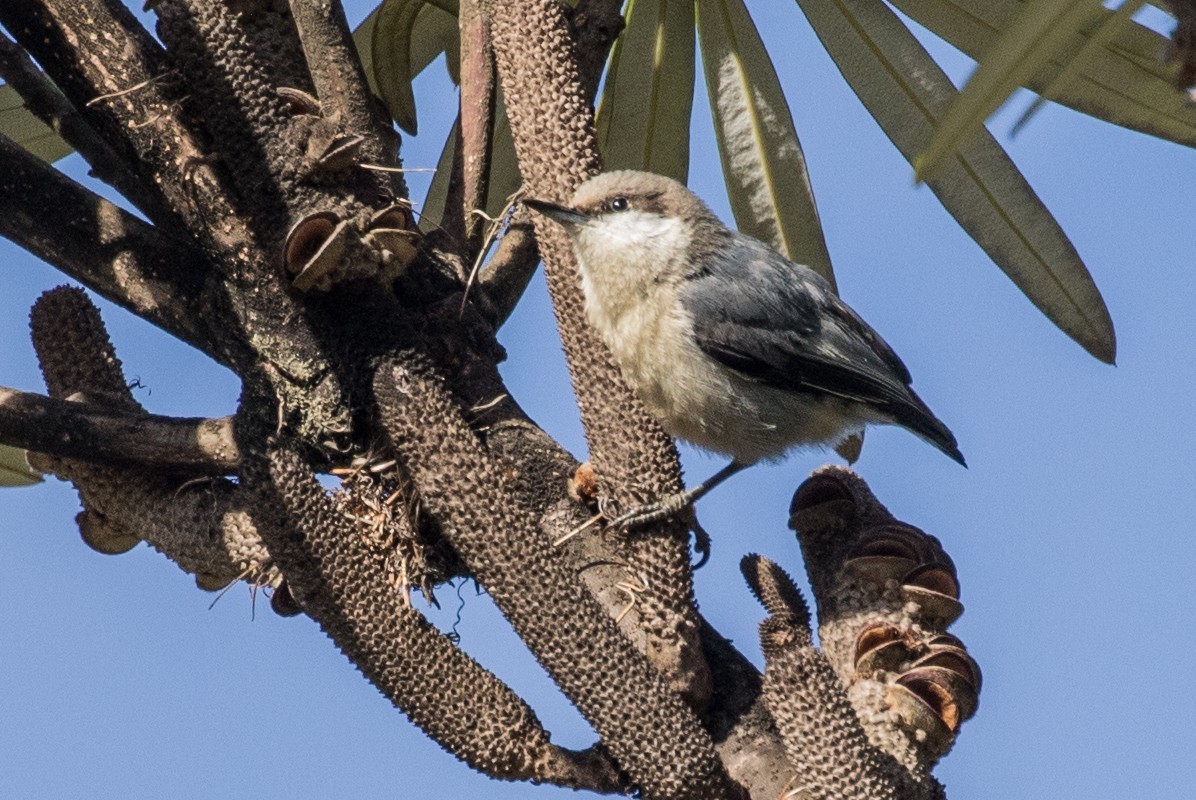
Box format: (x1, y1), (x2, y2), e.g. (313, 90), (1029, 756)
(559, 493), (710, 567)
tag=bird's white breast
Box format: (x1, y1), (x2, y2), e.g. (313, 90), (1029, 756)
(571, 215), (864, 462)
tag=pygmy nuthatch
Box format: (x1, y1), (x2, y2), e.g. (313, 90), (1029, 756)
(525, 171), (964, 527)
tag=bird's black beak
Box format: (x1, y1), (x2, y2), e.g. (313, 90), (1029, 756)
(523, 198), (590, 227)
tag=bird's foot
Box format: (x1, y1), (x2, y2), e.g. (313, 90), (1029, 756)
(602, 494), (712, 567)
(603, 488), (694, 530)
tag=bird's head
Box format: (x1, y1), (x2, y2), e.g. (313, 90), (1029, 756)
(524, 171), (723, 284)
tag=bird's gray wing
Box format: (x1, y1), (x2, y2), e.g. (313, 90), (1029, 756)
(681, 237), (910, 405)
(681, 237), (964, 463)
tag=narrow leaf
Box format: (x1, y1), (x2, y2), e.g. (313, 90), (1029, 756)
(0, 85), (72, 163)
(482, 95), (523, 218)
(891, 0), (1196, 148)
(1012, 0), (1148, 135)
(696, 0), (835, 287)
(419, 117), (458, 232)
(596, 0), (696, 181)
(794, 0), (1115, 362)
(361, 0), (460, 135)
(420, 102), (519, 232)
(915, 0), (1105, 181)
(0, 444), (41, 487)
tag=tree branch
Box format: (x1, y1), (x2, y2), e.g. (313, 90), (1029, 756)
(373, 354), (742, 800)
(247, 438), (624, 794)
(0, 0), (216, 231)
(0, 32), (178, 229)
(0, 132), (215, 356)
(478, 217), (538, 327)
(459, 0), (496, 252)
(0, 386), (237, 474)
(491, 0), (709, 709)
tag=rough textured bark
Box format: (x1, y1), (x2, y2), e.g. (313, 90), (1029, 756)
(0, 387), (237, 472)
(0, 3), (979, 798)
(373, 354), (737, 800)
(491, 0), (710, 712)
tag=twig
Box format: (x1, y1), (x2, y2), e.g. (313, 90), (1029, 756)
(84, 72), (173, 106)
(358, 164), (435, 173)
(0, 32), (174, 228)
(0, 133), (215, 357)
(460, 192), (522, 317)
(0, 386), (238, 473)
(459, 0), (497, 252)
(477, 216), (539, 327)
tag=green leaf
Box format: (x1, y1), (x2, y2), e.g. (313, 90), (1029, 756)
(419, 94), (521, 233)
(1011, 0), (1148, 136)
(793, 0), (1115, 362)
(890, 0), (1196, 148)
(419, 117), (458, 232)
(483, 94), (523, 218)
(0, 444), (41, 487)
(915, 0), (1105, 181)
(359, 0), (460, 135)
(0, 85), (72, 163)
(696, 0), (835, 287)
(596, 0), (696, 181)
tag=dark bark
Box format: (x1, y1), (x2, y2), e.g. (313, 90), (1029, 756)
(0, 3), (977, 798)
(0, 387), (237, 473)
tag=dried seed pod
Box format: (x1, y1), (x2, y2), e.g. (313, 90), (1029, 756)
(364, 204), (419, 282)
(917, 534), (956, 576)
(853, 523), (937, 563)
(899, 565), (963, 625)
(270, 581), (303, 617)
(912, 648), (981, 692)
(369, 204), (414, 232)
(900, 586), (963, 627)
(284, 211), (337, 271)
(283, 213), (356, 292)
(926, 632), (966, 650)
(853, 623), (913, 676)
(77, 509), (139, 555)
(885, 677), (957, 762)
(902, 564), (959, 599)
(843, 551), (920, 586)
(313, 133), (366, 172)
(195, 572), (234, 592)
(892, 672), (959, 731)
(363, 228), (419, 269)
(277, 86), (322, 115)
(900, 665), (979, 722)
(788, 471), (857, 531)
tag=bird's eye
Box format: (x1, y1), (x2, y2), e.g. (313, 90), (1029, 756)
(610, 196), (630, 212)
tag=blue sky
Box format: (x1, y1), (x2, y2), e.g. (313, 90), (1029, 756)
(3, 2), (1195, 798)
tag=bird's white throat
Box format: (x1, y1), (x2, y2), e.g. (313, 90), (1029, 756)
(574, 211), (691, 297)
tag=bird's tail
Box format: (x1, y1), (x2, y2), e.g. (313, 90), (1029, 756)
(887, 390), (966, 467)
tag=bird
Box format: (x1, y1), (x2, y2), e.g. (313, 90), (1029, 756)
(524, 170), (964, 528)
